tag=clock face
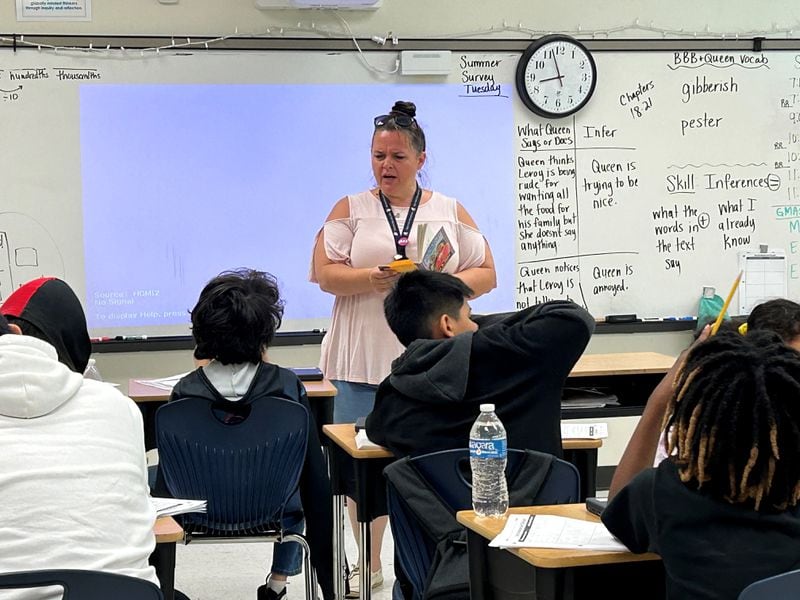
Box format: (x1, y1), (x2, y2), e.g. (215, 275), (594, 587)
(515, 35), (597, 118)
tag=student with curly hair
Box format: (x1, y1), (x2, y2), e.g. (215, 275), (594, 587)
(603, 330), (800, 600)
(168, 269), (333, 600)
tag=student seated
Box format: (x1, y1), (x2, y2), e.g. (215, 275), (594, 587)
(167, 268), (333, 600)
(654, 298), (800, 465)
(745, 297), (800, 350)
(2, 276), (91, 373)
(365, 269), (594, 458)
(603, 331), (800, 600)
(0, 279), (157, 597)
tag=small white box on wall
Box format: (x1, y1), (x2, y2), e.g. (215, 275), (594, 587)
(400, 51), (452, 76)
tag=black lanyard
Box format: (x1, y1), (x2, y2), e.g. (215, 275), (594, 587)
(379, 184), (422, 260)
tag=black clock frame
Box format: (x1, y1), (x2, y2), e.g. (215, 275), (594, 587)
(515, 34), (598, 119)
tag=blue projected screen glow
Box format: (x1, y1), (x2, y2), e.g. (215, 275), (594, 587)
(79, 84), (514, 333)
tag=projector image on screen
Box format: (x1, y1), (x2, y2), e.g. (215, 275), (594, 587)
(255, 0), (382, 8)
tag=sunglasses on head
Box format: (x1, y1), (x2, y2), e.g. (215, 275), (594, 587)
(374, 114), (416, 128)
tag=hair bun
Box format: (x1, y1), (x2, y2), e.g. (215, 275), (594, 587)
(391, 101), (417, 118)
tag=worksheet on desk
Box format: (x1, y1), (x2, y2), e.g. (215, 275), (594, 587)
(489, 514), (628, 552)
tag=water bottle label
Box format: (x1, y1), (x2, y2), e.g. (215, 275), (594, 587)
(469, 438), (507, 459)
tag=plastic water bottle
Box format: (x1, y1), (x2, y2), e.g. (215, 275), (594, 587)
(83, 358), (103, 381)
(469, 403), (508, 517)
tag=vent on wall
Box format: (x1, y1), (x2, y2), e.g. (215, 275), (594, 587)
(255, 0), (382, 8)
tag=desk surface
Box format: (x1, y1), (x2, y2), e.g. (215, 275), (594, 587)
(324, 423), (395, 459)
(322, 423), (602, 459)
(457, 504), (659, 568)
(569, 352), (675, 378)
(128, 377), (338, 403)
(154, 516), (184, 544)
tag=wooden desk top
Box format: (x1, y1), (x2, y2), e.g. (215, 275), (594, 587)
(569, 352), (675, 378)
(128, 377), (338, 403)
(322, 423), (601, 459)
(323, 423), (394, 459)
(154, 516), (184, 544)
(562, 438), (601, 450)
(457, 504), (659, 568)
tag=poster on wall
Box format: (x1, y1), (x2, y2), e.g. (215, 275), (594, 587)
(16, 0), (91, 21)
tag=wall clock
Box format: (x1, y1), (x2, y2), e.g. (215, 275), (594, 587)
(515, 35), (597, 118)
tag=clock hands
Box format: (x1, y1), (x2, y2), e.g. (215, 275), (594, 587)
(551, 54), (564, 87)
(538, 54), (565, 85)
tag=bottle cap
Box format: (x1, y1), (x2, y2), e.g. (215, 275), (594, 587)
(479, 403), (495, 412)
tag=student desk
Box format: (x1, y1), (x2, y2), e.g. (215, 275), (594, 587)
(568, 352), (675, 378)
(323, 424), (602, 600)
(152, 516), (184, 600)
(563, 352), (675, 419)
(563, 352), (675, 491)
(456, 504), (664, 600)
(127, 377), (338, 447)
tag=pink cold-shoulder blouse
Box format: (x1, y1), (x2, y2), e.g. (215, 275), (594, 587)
(310, 190), (487, 385)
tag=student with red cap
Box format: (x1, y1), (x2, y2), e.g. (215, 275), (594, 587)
(0, 278), (158, 592)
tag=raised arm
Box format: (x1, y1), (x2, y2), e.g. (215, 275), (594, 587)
(312, 197), (398, 297)
(453, 202), (497, 298)
(607, 325), (711, 499)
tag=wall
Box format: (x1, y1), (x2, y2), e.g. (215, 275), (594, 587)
(3, 1), (799, 39)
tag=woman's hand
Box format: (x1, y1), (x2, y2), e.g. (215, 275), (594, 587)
(368, 266), (400, 293)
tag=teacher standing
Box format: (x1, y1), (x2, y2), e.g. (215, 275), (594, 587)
(311, 100), (496, 591)
(312, 99), (496, 423)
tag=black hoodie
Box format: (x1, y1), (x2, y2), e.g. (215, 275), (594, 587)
(365, 300), (594, 458)
(1, 277), (91, 374)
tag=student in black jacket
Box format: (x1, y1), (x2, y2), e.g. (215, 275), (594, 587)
(365, 269), (594, 458)
(602, 331), (800, 600)
(167, 269), (333, 600)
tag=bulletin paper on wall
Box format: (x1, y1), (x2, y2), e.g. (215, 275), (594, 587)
(16, 0), (91, 21)
(738, 251), (788, 314)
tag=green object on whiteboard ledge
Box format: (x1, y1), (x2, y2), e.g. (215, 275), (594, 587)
(697, 294), (728, 332)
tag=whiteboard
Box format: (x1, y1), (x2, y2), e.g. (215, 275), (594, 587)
(0, 47), (799, 335)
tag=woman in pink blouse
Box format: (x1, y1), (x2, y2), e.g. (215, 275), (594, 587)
(311, 100), (496, 592)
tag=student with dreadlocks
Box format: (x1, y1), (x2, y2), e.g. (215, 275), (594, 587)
(653, 298), (800, 466)
(602, 329), (800, 600)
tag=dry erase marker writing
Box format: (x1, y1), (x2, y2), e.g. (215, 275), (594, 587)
(115, 335), (148, 341)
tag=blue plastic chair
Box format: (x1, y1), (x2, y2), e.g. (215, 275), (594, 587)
(0, 569), (163, 599)
(156, 395), (317, 599)
(385, 449), (580, 600)
(738, 567), (800, 599)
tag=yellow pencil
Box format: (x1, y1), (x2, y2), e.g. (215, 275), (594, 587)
(710, 270), (743, 335)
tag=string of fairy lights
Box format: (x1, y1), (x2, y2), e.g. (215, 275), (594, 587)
(1, 17), (799, 76)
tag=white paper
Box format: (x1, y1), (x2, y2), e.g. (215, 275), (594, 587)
(16, 0), (91, 21)
(354, 429), (384, 450)
(739, 250), (788, 315)
(560, 422), (608, 440)
(134, 372), (190, 391)
(151, 497), (207, 518)
(489, 514), (628, 552)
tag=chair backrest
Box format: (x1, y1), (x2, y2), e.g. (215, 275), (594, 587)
(156, 395), (308, 535)
(0, 569), (163, 599)
(385, 449), (579, 599)
(408, 448), (579, 511)
(738, 567), (800, 599)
